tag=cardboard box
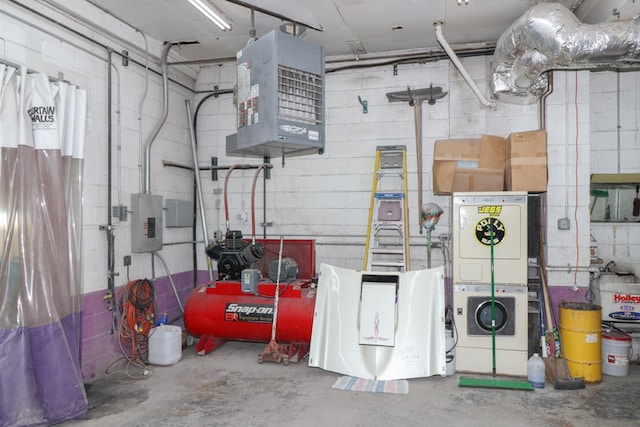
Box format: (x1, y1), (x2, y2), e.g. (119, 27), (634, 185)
(432, 134), (505, 194)
(505, 130), (547, 192)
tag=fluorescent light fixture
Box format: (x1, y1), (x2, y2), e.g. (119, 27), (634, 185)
(186, 0), (232, 30)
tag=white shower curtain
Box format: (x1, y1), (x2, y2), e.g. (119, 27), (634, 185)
(0, 65), (88, 426)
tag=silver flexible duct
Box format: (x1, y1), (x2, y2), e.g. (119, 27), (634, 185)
(491, 3), (640, 104)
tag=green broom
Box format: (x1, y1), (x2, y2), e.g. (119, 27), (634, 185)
(458, 223), (534, 391)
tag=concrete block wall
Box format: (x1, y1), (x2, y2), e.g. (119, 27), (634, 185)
(590, 71), (640, 274)
(544, 71), (592, 293)
(4, 1), (640, 381)
(0, 1), (204, 380)
(195, 57), (543, 273)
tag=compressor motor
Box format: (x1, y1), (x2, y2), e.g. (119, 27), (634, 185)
(268, 257), (299, 282)
(205, 230), (265, 280)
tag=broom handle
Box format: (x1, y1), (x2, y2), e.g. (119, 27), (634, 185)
(271, 236), (284, 342)
(490, 224), (497, 377)
(541, 263), (555, 355)
(539, 229), (555, 356)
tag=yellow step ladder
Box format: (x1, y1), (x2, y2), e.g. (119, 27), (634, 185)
(363, 145), (410, 271)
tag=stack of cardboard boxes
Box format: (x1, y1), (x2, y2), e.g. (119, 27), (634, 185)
(432, 130), (547, 194)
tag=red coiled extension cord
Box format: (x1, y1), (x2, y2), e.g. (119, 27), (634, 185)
(118, 279), (156, 363)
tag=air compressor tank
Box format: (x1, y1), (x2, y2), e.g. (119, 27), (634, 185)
(184, 280), (316, 344)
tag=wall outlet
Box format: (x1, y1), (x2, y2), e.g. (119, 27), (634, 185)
(123, 255), (131, 266)
(558, 217), (571, 230)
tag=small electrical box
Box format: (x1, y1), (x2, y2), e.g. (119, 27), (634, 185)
(166, 199), (193, 228)
(241, 269), (261, 294)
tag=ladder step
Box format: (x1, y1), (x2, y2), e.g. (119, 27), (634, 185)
(376, 145), (406, 152)
(373, 221), (404, 226)
(375, 192), (404, 199)
(370, 261), (406, 267)
(369, 248), (405, 255)
(378, 147), (405, 169)
(372, 225), (405, 233)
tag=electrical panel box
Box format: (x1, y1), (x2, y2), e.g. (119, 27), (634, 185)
(131, 193), (163, 253)
(227, 30), (325, 158)
(165, 199), (193, 228)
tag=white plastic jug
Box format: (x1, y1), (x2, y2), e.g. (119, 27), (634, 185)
(527, 353), (545, 388)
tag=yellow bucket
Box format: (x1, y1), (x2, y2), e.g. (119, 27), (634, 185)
(559, 302), (602, 384)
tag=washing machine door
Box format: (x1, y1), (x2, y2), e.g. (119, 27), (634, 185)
(467, 296), (515, 336)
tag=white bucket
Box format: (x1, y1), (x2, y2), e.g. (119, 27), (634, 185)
(148, 325), (183, 366)
(601, 329), (631, 377)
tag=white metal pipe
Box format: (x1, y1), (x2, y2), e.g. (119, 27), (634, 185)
(153, 252), (185, 313)
(271, 236), (284, 342)
(143, 42), (173, 194)
(185, 99), (214, 280)
(545, 265), (597, 273)
(434, 22), (497, 109)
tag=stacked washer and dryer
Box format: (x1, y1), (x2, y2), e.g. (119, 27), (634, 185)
(452, 192), (529, 376)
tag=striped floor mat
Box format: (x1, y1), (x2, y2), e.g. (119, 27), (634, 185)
(332, 376), (409, 394)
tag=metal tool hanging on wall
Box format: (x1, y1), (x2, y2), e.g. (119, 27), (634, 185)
(386, 84), (447, 233)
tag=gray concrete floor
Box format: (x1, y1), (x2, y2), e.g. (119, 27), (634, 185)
(65, 341), (640, 427)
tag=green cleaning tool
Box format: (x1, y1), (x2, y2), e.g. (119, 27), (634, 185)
(458, 223), (534, 391)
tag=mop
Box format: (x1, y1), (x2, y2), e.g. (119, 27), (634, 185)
(386, 85), (447, 233)
(459, 226), (534, 390)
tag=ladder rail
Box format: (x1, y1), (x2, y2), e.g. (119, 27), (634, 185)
(363, 150), (381, 269)
(401, 152), (410, 268)
(363, 145), (410, 272)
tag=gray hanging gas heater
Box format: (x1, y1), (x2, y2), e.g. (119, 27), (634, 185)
(227, 30), (325, 159)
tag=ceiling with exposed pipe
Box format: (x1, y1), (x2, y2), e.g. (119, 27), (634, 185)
(81, 0), (640, 63)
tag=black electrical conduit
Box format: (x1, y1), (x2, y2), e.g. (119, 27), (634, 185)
(250, 164), (272, 243)
(170, 47), (495, 71)
(326, 47), (495, 74)
(105, 50), (117, 334)
(5, 1), (229, 303)
(224, 0), (323, 33)
(16, 0), (496, 76)
(12, 0), (496, 291)
(163, 161), (268, 172)
(7, 0), (194, 93)
(12, 0), (495, 79)
(186, 99), (214, 281)
(188, 88), (233, 286)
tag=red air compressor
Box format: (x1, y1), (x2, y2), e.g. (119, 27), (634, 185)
(184, 239), (317, 362)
